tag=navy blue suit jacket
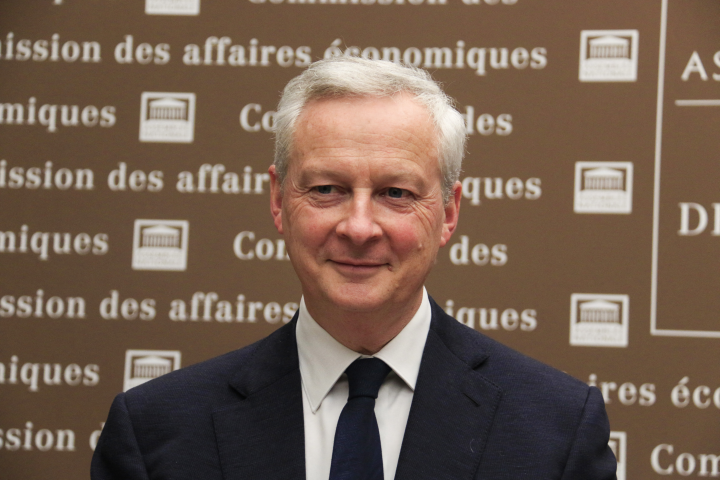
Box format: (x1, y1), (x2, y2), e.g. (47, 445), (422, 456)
(91, 298), (617, 479)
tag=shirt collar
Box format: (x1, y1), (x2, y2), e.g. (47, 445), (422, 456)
(296, 288), (432, 414)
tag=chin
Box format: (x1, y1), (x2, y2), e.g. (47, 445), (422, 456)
(324, 286), (390, 313)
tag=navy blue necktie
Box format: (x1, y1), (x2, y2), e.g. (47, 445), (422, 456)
(329, 358), (392, 480)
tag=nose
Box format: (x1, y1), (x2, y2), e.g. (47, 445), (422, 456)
(335, 191), (383, 245)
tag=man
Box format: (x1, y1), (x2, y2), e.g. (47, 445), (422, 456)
(92, 57), (617, 480)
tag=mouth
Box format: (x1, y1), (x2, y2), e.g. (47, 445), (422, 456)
(329, 259), (388, 272)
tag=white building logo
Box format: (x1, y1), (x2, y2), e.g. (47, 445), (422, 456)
(132, 219), (189, 271)
(579, 30), (639, 82)
(574, 161), (633, 214)
(609, 431), (627, 480)
(145, 0), (200, 15)
(139, 92), (196, 143)
(570, 294), (629, 347)
(123, 350), (181, 392)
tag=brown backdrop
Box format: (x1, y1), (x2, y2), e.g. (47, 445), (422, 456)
(1, 0), (718, 478)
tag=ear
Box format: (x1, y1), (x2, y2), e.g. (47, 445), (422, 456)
(439, 181), (462, 247)
(269, 165), (284, 234)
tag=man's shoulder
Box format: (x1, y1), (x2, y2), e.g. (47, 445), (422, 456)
(429, 298), (591, 404)
(472, 324), (586, 395)
(428, 301), (615, 478)
(122, 322), (294, 413)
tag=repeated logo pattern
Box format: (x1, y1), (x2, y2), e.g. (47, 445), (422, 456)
(2, 0), (718, 478)
(132, 220), (190, 271)
(123, 350), (182, 391)
(579, 30), (639, 82)
(609, 431), (627, 480)
(570, 294), (629, 347)
(574, 161), (634, 214)
(139, 92), (196, 143)
(145, 0), (200, 15)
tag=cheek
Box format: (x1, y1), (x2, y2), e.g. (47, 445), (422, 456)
(387, 220), (429, 256)
(396, 207), (444, 250)
(287, 213), (336, 254)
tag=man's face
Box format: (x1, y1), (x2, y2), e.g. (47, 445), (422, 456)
(269, 94), (460, 316)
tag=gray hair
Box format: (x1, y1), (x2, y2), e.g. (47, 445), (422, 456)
(273, 56), (466, 202)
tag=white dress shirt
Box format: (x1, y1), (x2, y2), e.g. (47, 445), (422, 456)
(296, 288), (432, 480)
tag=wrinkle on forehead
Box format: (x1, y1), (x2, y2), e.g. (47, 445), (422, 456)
(295, 160), (437, 194)
(297, 131), (433, 163)
(289, 94), (441, 180)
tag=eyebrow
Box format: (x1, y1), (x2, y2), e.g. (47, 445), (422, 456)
(297, 164), (431, 189)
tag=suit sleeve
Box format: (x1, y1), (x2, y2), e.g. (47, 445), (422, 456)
(560, 386), (617, 480)
(91, 393), (151, 480)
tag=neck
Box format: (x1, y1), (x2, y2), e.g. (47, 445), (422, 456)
(304, 290), (424, 355)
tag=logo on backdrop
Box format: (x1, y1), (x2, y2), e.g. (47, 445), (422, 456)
(570, 293), (629, 347)
(132, 219), (189, 271)
(608, 431), (627, 480)
(139, 92), (196, 143)
(579, 30), (639, 82)
(145, 0), (200, 15)
(123, 350), (181, 392)
(574, 161), (633, 214)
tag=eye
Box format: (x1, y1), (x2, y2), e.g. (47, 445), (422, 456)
(387, 187), (405, 198)
(315, 185), (334, 194)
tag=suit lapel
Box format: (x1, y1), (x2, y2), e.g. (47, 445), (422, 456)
(395, 300), (503, 480)
(210, 301), (501, 480)
(212, 318), (305, 480)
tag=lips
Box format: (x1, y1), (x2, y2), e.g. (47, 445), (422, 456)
(328, 259), (389, 276)
(331, 259), (386, 268)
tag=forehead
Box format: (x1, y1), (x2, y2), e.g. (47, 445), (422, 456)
(290, 94), (439, 177)
(296, 94), (434, 138)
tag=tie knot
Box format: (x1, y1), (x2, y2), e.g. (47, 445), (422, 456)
(345, 358), (391, 400)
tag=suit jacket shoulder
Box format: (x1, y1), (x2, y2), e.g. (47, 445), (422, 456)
(420, 297), (616, 480)
(124, 313), (301, 403)
(92, 321), (303, 480)
(93, 299), (616, 480)
(430, 297), (591, 402)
